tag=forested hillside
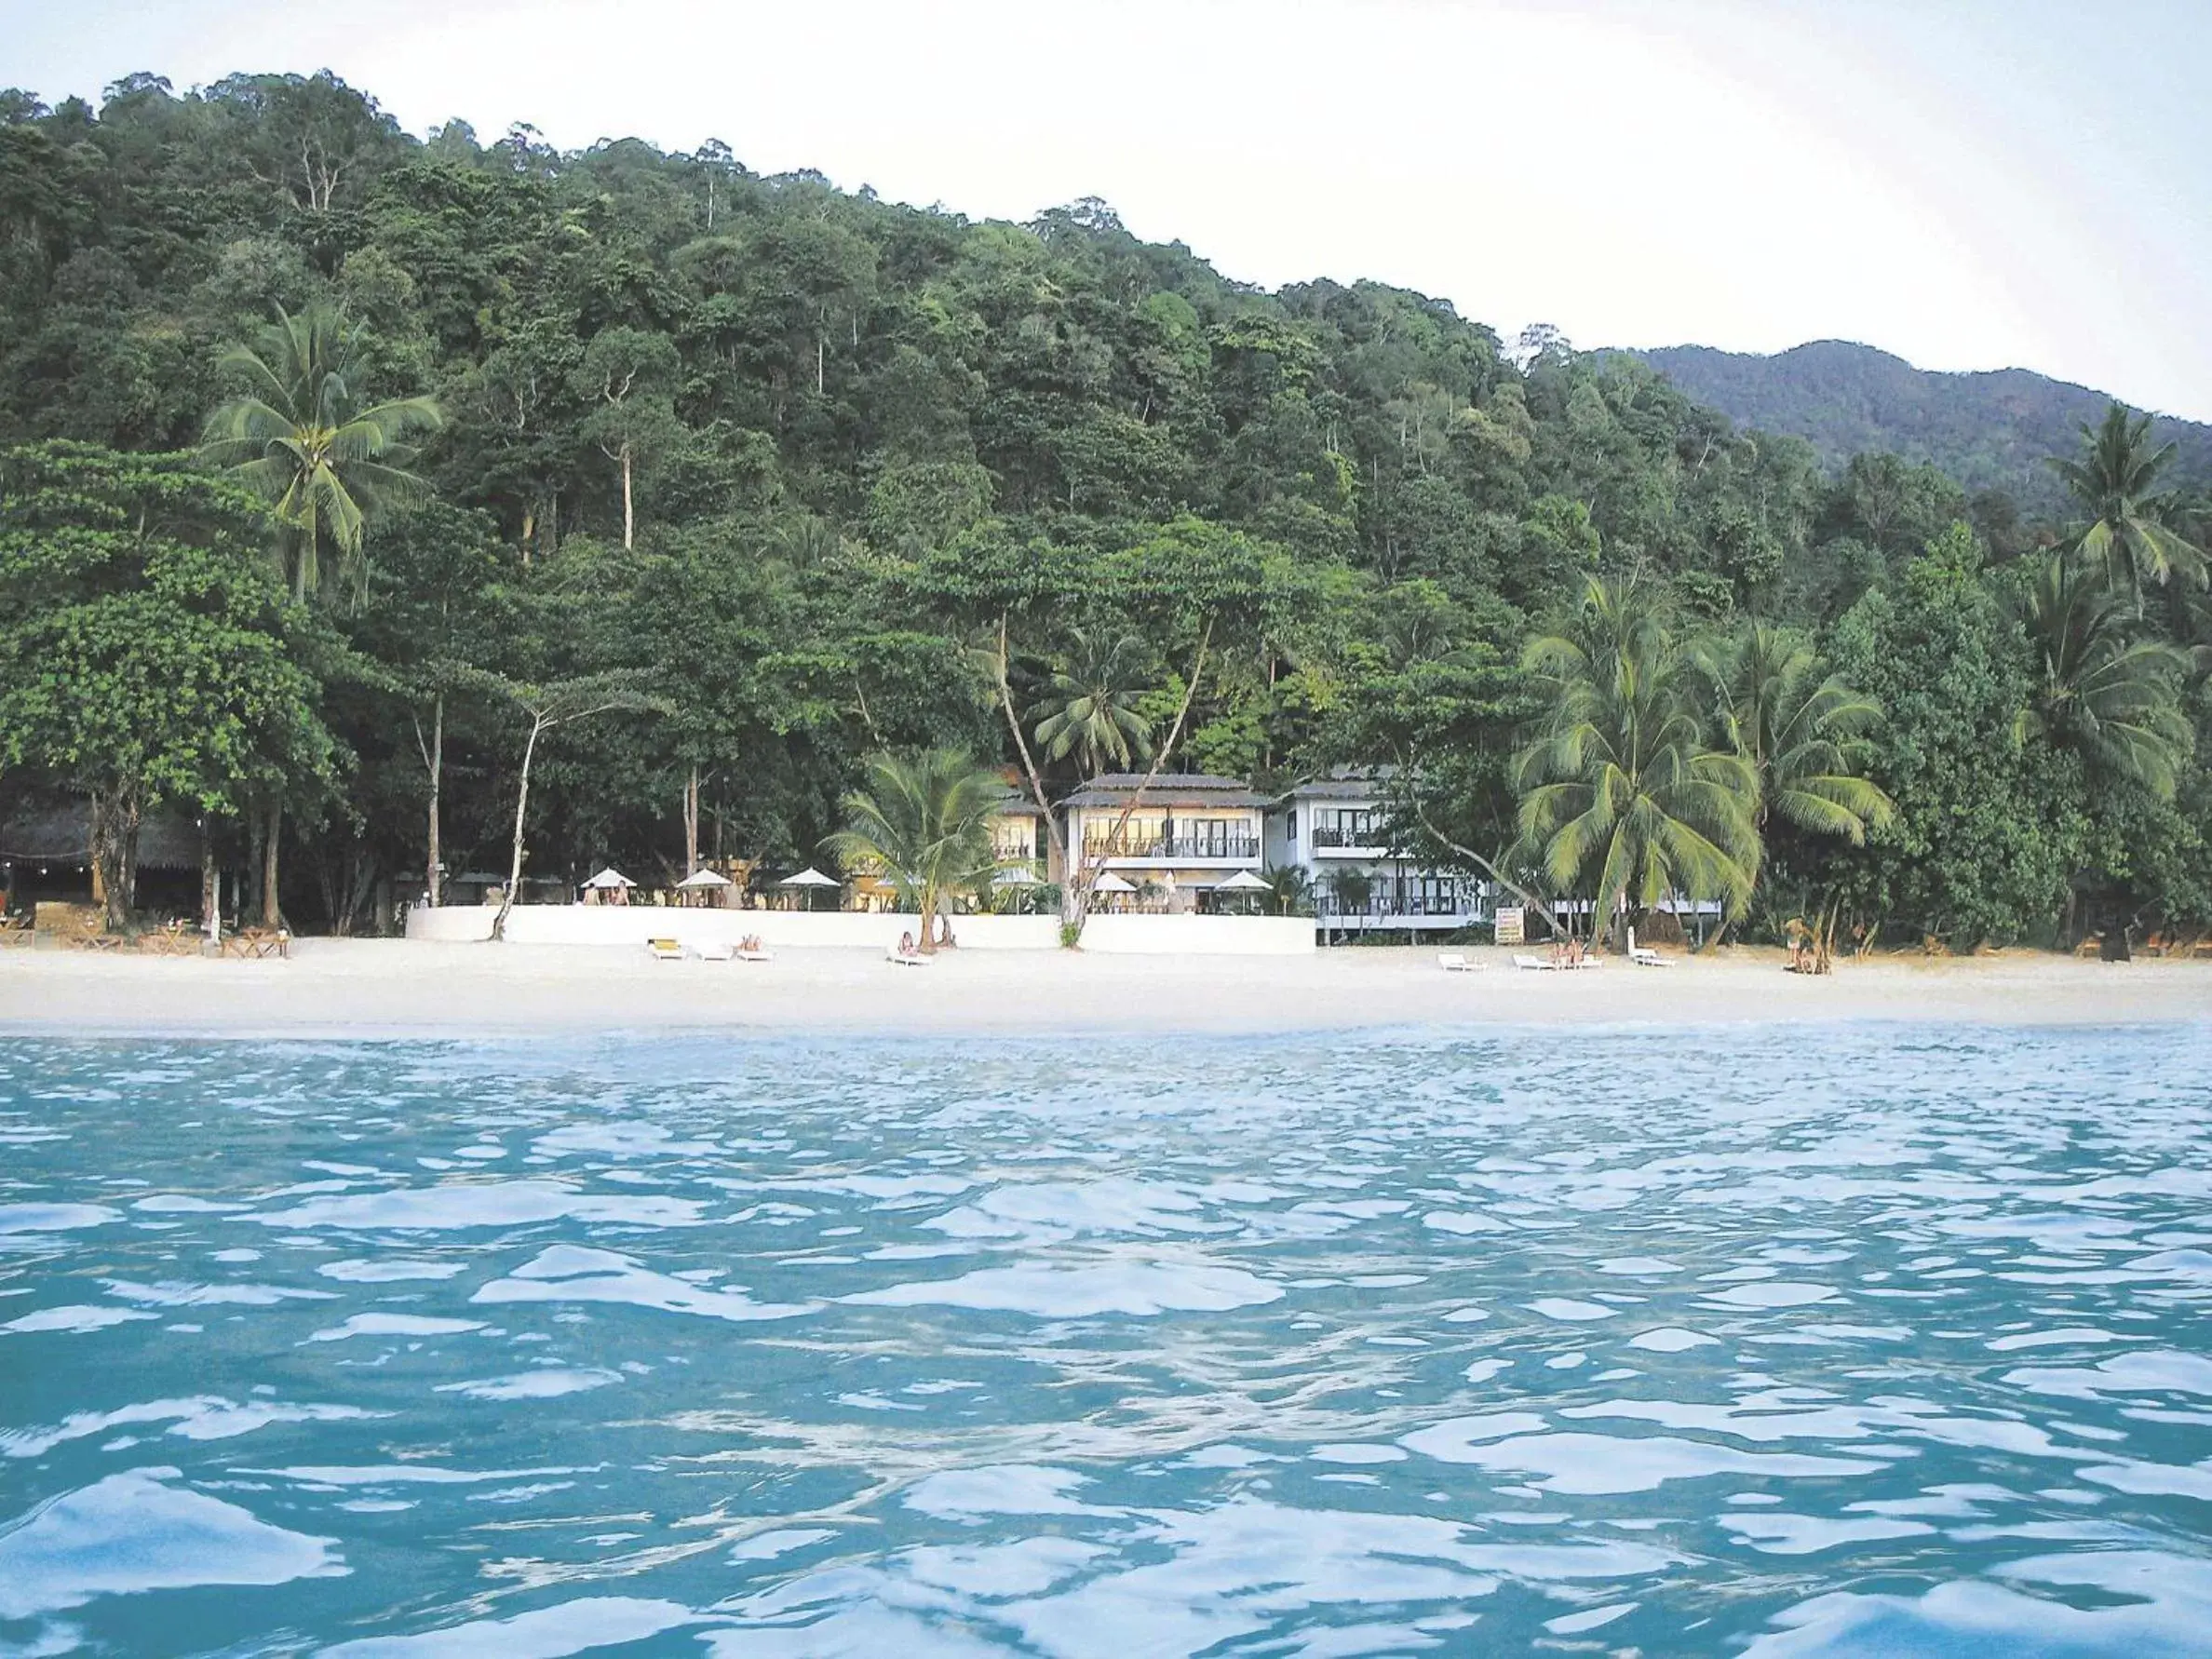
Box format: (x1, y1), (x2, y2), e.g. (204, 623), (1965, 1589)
(1628, 341), (2212, 515)
(2, 72), (2206, 951)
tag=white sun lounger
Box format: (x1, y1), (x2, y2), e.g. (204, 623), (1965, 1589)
(885, 949), (930, 966)
(1437, 952), (1482, 972)
(735, 948), (774, 963)
(1630, 946), (1669, 967)
(694, 940), (735, 962)
(1512, 953), (1554, 971)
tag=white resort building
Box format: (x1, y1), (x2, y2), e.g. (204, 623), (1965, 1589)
(1267, 768), (1490, 938)
(1059, 772), (1270, 912)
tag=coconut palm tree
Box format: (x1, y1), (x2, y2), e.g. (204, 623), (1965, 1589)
(2051, 403), (2206, 610)
(201, 304), (442, 606)
(1702, 622), (1895, 845)
(2016, 554), (2195, 798)
(1032, 628), (1155, 776)
(1514, 575), (1761, 951)
(822, 749), (1002, 952)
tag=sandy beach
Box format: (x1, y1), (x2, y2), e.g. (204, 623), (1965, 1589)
(1, 939), (2205, 1038)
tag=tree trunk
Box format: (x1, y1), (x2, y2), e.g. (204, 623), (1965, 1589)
(201, 819), (220, 944)
(425, 695), (444, 906)
(816, 334), (825, 396)
(520, 507), (535, 569)
(88, 787), (139, 934)
(1612, 890), (1630, 955)
(917, 879), (938, 954)
(492, 716), (546, 942)
(262, 802), (282, 928)
(1059, 625), (1213, 942)
(621, 445), (635, 550)
(683, 764), (700, 876)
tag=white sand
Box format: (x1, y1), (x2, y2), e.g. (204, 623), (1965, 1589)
(1, 940), (2205, 1038)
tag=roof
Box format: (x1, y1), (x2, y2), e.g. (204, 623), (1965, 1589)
(1278, 763), (1399, 803)
(1061, 772), (1274, 809)
(984, 785), (1045, 818)
(0, 803), (200, 870)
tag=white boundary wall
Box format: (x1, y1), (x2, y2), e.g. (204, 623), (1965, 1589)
(406, 905), (1311, 955)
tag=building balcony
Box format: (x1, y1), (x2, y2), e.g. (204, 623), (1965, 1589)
(1082, 835), (1261, 863)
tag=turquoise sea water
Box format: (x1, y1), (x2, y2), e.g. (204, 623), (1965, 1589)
(2, 1026), (2210, 1656)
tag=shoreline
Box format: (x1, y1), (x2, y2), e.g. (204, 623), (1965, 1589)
(2, 939), (2206, 1040)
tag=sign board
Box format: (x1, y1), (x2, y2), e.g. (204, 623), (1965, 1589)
(1493, 905), (1524, 946)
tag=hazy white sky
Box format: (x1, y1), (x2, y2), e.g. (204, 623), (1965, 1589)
(10, 0), (2208, 417)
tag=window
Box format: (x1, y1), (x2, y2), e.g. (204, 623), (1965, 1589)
(1316, 809), (1377, 846)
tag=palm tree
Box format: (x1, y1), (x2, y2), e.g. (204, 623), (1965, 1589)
(1514, 575), (1761, 951)
(2016, 554), (2194, 798)
(1702, 622), (1895, 845)
(201, 304), (442, 606)
(822, 749), (1002, 952)
(2051, 403), (2206, 609)
(1261, 864), (1313, 917)
(1032, 628), (1155, 776)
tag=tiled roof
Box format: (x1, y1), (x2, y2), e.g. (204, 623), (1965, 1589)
(1278, 763), (1398, 803)
(1062, 772), (1273, 809)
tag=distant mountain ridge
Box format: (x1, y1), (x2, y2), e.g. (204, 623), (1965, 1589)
(1621, 340), (2212, 515)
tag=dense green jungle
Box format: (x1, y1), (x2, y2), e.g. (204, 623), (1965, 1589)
(2, 72), (2206, 949)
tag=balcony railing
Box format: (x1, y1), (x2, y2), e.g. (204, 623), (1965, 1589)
(1083, 835), (1261, 861)
(1311, 827), (1392, 851)
(1315, 891), (1483, 919)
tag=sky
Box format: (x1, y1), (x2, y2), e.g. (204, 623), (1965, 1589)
(9, 0), (2209, 419)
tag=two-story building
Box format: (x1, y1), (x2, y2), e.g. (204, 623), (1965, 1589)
(1059, 772), (1269, 912)
(1266, 767), (1490, 938)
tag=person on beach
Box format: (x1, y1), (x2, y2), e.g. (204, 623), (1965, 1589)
(897, 930), (917, 958)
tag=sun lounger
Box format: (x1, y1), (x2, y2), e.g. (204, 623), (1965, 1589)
(735, 948), (774, 963)
(885, 949), (930, 966)
(1512, 953), (1554, 971)
(1437, 952), (1481, 973)
(694, 940), (735, 962)
(1630, 946), (1669, 967)
(648, 937), (684, 961)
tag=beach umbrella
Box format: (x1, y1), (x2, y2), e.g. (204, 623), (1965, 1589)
(778, 866), (841, 911)
(675, 868), (732, 908)
(1214, 867), (1272, 913)
(991, 868), (1041, 887)
(581, 867), (635, 890)
(1089, 872), (1136, 912)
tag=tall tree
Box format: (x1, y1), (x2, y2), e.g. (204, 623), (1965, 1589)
(0, 443), (336, 931)
(472, 670), (666, 941)
(1514, 575), (1761, 949)
(2015, 553), (2195, 798)
(200, 303), (443, 605)
(1701, 622), (1895, 847)
(822, 749), (1001, 953)
(1032, 627), (1155, 776)
(2051, 404), (2207, 610)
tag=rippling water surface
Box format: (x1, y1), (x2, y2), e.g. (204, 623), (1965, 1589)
(3, 1026), (2211, 1656)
